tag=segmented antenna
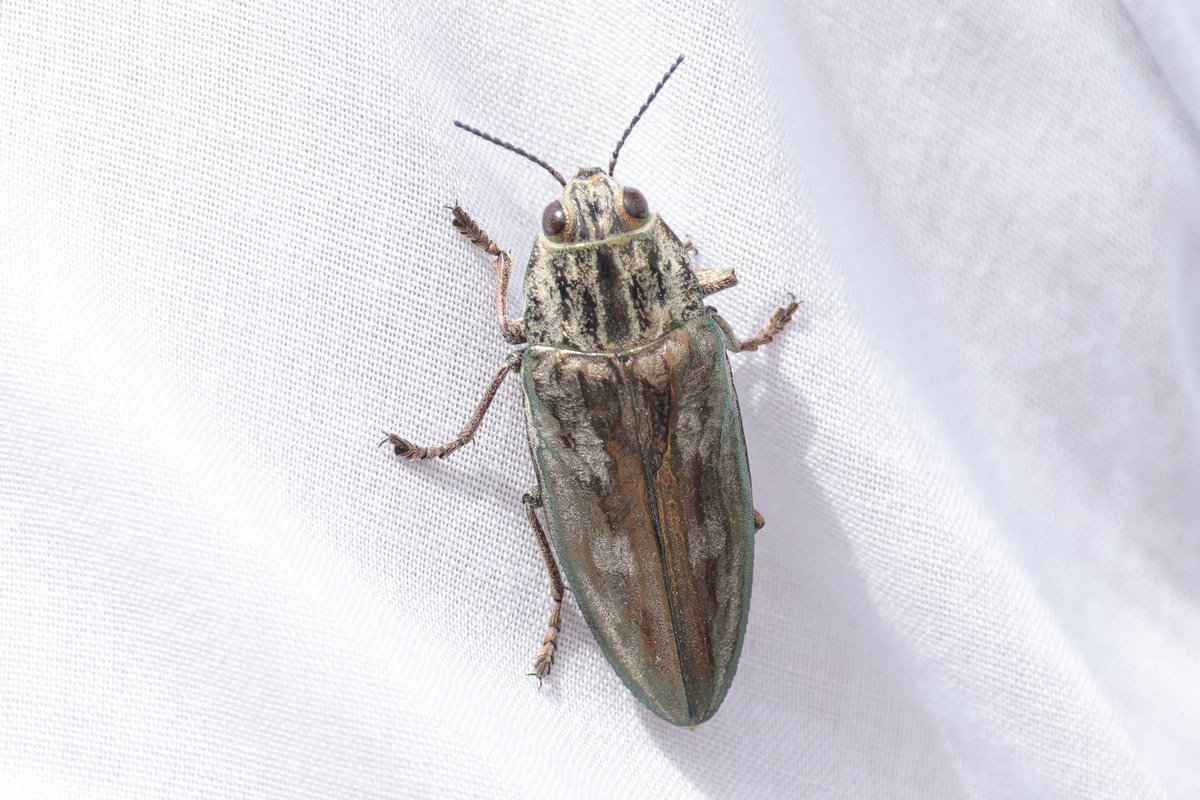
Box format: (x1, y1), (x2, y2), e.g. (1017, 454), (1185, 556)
(453, 121), (566, 186)
(608, 54), (685, 176)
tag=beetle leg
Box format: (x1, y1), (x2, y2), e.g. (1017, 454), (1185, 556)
(695, 267), (738, 297)
(382, 351), (522, 460)
(707, 295), (800, 353)
(449, 204), (527, 344)
(523, 484), (565, 684)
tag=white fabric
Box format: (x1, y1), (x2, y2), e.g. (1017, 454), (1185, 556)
(2, 2), (1198, 797)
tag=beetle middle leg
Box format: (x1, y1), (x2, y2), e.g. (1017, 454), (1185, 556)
(382, 351), (522, 460)
(695, 267), (738, 297)
(449, 204), (526, 344)
(522, 484), (565, 683)
(707, 296), (800, 353)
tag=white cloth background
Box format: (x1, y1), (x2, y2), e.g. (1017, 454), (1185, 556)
(2, 2), (1198, 798)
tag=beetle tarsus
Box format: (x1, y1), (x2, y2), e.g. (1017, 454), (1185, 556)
(450, 204), (501, 257)
(380, 432), (452, 460)
(530, 600), (562, 683)
(384, 434), (419, 458)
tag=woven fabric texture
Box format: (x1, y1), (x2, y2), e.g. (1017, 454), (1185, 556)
(2, 2), (1199, 798)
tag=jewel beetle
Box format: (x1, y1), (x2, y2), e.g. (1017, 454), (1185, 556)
(384, 55), (798, 726)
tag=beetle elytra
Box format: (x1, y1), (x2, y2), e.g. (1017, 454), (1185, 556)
(384, 56), (798, 726)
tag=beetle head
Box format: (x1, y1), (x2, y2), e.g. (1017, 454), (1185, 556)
(539, 169), (651, 244)
(453, 55), (682, 244)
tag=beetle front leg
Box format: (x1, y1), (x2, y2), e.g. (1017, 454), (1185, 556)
(708, 296), (800, 353)
(449, 204), (526, 344)
(383, 351), (522, 460)
(523, 484), (565, 684)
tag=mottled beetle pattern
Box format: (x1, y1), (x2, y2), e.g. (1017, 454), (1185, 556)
(384, 56), (797, 726)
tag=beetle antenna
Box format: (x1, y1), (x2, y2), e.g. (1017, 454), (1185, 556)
(453, 121), (567, 186)
(608, 54), (684, 177)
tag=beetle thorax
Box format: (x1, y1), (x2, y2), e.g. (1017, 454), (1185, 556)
(522, 205), (704, 353)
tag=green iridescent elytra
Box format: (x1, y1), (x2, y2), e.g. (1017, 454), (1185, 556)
(383, 57), (796, 726)
(523, 311), (755, 724)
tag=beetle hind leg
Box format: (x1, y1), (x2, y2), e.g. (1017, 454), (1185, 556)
(522, 484), (565, 683)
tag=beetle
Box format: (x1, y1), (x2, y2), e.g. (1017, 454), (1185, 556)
(383, 56), (798, 726)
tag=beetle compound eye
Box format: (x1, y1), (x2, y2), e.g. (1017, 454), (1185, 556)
(542, 200), (567, 236)
(623, 187), (649, 220)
